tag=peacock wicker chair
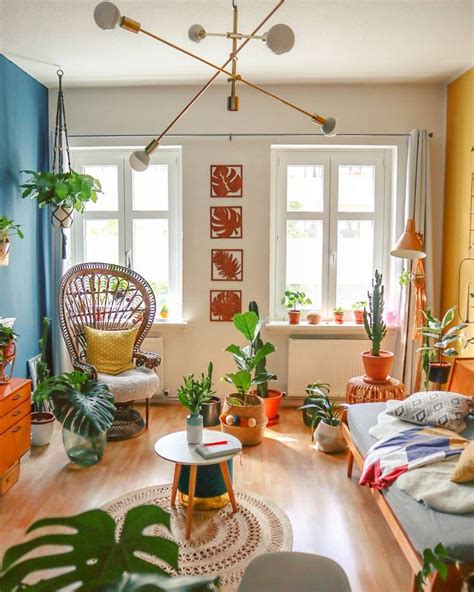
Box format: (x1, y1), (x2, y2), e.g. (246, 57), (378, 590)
(59, 262), (161, 441)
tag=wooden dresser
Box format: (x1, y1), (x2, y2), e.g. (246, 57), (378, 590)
(0, 378), (31, 495)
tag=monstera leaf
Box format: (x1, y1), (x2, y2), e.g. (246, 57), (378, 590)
(96, 573), (220, 591)
(210, 207), (242, 239)
(211, 166), (242, 197)
(210, 291), (241, 321)
(0, 506), (179, 592)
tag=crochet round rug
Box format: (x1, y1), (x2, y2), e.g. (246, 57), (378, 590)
(102, 484), (293, 591)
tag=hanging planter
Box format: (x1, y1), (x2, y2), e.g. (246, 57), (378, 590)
(20, 70), (101, 257)
(0, 217), (24, 267)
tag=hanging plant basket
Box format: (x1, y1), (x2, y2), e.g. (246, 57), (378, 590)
(51, 205), (74, 229)
(0, 241), (11, 266)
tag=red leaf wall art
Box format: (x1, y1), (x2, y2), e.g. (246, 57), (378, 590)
(211, 249), (243, 281)
(210, 290), (242, 321)
(210, 207), (242, 239)
(210, 165), (243, 197)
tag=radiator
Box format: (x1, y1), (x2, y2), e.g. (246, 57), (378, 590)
(287, 337), (372, 400)
(142, 337), (165, 396)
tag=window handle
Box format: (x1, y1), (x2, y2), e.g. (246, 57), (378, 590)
(330, 250), (337, 268)
(125, 249), (132, 268)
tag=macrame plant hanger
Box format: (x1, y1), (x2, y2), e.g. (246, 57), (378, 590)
(52, 69), (73, 259)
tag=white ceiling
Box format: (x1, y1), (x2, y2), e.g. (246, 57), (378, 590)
(1, 0), (473, 88)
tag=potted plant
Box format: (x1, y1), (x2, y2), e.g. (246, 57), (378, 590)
(299, 384), (346, 453)
(30, 317), (56, 446)
(333, 307), (345, 324)
(221, 310), (275, 446)
(301, 381), (330, 427)
(362, 270), (394, 382)
(0, 216), (24, 266)
(306, 311), (321, 325)
(198, 362), (222, 427)
(418, 306), (473, 385)
(177, 363), (215, 442)
(21, 170), (101, 228)
(281, 290), (312, 325)
(352, 301), (367, 324)
(0, 322), (18, 384)
(37, 371), (115, 466)
(248, 301), (282, 426)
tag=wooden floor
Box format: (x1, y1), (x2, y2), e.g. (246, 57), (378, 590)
(0, 406), (411, 591)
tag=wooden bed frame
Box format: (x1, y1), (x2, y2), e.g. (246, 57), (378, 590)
(342, 357), (474, 592)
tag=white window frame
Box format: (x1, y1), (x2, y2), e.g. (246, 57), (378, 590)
(270, 147), (391, 319)
(70, 147), (183, 318)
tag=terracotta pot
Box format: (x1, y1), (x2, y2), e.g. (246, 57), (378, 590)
(306, 311), (321, 325)
(31, 412), (55, 446)
(288, 310), (301, 325)
(220, 393), (266, 446)
(314, 421), (346, 453)
(262, 389), (283, 426)
(353, 310), (364, 324)
(51, 205), (74, 229)
(0, 241), (10, 266)
(428, 362), (451, 385)
(333, 312), (344, 324)
(361, 350), (394, 381)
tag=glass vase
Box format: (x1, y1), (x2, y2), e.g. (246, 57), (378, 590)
(186, 414), (203, 444)
(62, 427), (106, 467)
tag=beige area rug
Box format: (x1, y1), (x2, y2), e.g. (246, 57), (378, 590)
(102, 484), (293, 591)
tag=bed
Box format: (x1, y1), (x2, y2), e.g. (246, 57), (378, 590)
(342, 357), (474, 591)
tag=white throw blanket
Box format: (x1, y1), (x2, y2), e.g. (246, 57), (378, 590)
(369, 403), (474, 514)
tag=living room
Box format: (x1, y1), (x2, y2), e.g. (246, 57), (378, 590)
(0, 1), (473, 591)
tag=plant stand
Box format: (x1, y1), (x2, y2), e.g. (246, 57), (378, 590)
(345, 376), (406, 404)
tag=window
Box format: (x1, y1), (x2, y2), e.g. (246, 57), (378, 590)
(71, 148), (182, 317)
(271, 148), (389, 318)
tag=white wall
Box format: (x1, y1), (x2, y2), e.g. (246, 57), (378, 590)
(52, 82), (447, 397)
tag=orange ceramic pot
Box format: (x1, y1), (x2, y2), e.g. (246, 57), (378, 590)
(333, 312), (344, 324)
(262, 390), (283, 426)
(361, 350), (394, 382)
(306, 311), (321, 325)
(353, 310), (364, 324)
(288, 310), (301, 325)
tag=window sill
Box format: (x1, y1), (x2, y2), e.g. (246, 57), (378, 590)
(151, 320), (188, 331)
(264, 321), (399, 335)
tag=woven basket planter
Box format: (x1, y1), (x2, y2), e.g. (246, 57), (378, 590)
(221, 393), (266, 446)
(0, 241), (11, 266)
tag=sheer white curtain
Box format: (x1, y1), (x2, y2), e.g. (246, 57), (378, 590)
(51, 230), (72, 374)
(398, 129), (435, 392)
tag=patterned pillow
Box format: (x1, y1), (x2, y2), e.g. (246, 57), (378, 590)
(386, 391), (473, 433)
(85, 325), (139, 375)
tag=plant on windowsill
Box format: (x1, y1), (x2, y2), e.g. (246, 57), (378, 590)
(417, 306), (473, 386)
(177, 362), (215, 443)
(298, 383), (347, 453)
(35, 370), (116, 466)
(281, 289), (312, 325)
(21, 169), (102, 229)
(221, 310), (276, 446)
(0, 504), (220, 592)
(362, 270), (394, 382)
(333, 306), (345, 324)
(352, 300), (367, 324)
(0, 216), (24, 267)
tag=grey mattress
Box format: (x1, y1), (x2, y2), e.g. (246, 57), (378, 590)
(348, 403), (474, 563)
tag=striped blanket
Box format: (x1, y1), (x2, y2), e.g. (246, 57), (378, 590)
(360, 426), (467, 490)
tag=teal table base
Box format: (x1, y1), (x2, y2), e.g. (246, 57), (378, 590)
(178, 460), (233, 510)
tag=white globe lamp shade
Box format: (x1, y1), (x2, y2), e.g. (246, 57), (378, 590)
(94, 2), (121, 30)
(321, 117), (337, 137)
(188, 24), (206, 43)
(265, 24), (295, 55)
(129, 150), (150, 172)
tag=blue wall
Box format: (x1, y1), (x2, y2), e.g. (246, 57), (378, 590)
(0, 55), (50, 377)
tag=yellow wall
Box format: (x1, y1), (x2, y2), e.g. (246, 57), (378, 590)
(442, 68), (474, 351)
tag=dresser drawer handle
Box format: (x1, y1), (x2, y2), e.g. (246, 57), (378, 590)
(12, 410), (21, 417)
(11, 426), (21, 433)
(12, 394), (21, 401)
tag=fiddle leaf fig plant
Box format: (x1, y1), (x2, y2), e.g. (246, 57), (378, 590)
(0, 217), (24, 243)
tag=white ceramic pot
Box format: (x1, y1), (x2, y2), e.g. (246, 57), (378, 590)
(51, 206), (74, 229)
(0, 241), (11, 266)
(186, 414), (203, 444)
(31, 412), (55, 446)
(314, 421), (346, 453)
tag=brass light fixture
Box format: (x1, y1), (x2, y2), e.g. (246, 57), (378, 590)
(93, 1), (337, 171)
(390, 219), (426, 260)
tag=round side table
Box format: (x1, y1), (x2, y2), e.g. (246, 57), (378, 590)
(154, 430), (242, 539)
(345, 376), (406, 404)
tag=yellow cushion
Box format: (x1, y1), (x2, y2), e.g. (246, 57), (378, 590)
(84, 326), (139, 375)
(451, 441), (474, 483)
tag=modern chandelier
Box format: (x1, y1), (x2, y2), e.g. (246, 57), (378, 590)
(93, 1), (337, 172)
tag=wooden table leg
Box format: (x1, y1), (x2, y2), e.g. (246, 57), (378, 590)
(347, 451), (354, 478)
(171, 463), (182, 506)
(185, 465), (197, 540)
(219, 461), (238, 513)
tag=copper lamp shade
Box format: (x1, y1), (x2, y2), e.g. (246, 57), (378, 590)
(390, 218), (426, 259)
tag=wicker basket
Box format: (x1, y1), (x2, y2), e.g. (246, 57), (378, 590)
(220, 393), (267, 446)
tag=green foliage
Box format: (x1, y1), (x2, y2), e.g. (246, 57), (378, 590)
(351, 301), (367, 311)
(0, 505), (180, 592)
(98, 573), (220, 591)
(298, 384), (345, 433)
(333, 307), (344, 314)
(248, 301), (275, 398)
(0, 216), (24, 242)
(280, 290), (312, 311)
(33, 371), (116, 437)
(223, 309), (276, 405)
(21, 169), (101, 212)
(415, 543), (450, 591)
(177, 363), (214, 416)
(33, 317), (51, 413)
(363, 270), (387, 356)
(0, 324), (18, 362)
(417, 306), (473, 363)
